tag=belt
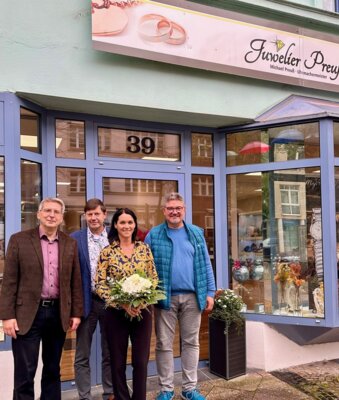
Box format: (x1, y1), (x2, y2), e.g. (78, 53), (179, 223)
(40, 299), (59, 307)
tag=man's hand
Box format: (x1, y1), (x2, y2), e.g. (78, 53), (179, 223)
(69, 317), (81, 331)
(205, 296), (214, 313)
(3, 319), (19, 339)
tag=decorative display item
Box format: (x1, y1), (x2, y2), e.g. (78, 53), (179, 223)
(313, 282), (324, 316)
(310, 207), (323, 281)
(287, 261), (305, 312)
(274, 261), (305, 314)
(232, 260), (249, 283)
(250, 258), (264, 280)
(274, 262), (290, 312)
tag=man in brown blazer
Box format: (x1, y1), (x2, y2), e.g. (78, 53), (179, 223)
(0, 197), (83, 400)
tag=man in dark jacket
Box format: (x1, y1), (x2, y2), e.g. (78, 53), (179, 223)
(0, 197), (83, 400)
(71, 198), (113, 400)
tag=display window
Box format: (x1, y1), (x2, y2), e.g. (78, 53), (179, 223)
(227, 167), (324, 318)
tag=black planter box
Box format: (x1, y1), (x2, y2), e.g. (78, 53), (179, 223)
(208, 317), (246, 380)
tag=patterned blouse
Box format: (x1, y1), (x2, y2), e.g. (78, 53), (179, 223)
(95, 240), (158, 304)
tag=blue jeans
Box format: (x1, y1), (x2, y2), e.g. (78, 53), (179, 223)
(155, 293), (202, 392)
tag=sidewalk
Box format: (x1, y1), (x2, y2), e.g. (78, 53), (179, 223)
(62, 359), (339, 399)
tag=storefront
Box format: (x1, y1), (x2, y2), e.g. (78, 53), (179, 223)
(1, 0), (339, 397)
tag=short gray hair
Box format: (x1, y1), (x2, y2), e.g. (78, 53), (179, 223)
(163, 192), (185, 206)
(38, 197), (65, 214)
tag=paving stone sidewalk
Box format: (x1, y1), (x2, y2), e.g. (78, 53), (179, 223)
(62, 360), (339, 399)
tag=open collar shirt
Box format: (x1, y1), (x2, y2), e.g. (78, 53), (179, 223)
(88, 227), (109, 292)
(39, 227), (59, 299)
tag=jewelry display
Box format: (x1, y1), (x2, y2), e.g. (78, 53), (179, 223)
(92, 0), (139, 36)
(138, 14), (186, 45)
(138, 14), (173, 43)
(91, 0), (187, 45)
(92, 5), (129, 36)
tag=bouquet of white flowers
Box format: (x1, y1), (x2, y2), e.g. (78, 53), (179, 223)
(106, 270), (166, 320)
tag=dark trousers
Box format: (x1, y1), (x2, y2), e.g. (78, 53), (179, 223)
(104, 307), (152, 400)
(12, 303), (66, 400)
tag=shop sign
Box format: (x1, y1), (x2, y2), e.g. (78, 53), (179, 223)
(92, 0), (339, 92)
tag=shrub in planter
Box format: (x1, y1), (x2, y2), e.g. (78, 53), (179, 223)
(209, 289), (246, 379)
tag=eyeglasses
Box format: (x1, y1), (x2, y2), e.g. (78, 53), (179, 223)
(41, 208), (62, 215)
(165, 207), (184, 212)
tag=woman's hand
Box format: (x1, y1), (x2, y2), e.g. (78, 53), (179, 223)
(121, 304), (141, 318)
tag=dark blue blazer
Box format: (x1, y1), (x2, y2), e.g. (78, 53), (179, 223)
(71, 228), (105, 319)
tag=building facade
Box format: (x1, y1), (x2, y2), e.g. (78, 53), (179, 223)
(1, 0), (339, 397)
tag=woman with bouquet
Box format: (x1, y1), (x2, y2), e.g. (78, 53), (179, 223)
(95, 208), (160, 400)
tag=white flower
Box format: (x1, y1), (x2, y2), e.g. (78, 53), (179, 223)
(121, 273), (152, 295)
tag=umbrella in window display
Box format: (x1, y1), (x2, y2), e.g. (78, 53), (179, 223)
(271, 128), (304, 144)
(239, 141), (269, 155)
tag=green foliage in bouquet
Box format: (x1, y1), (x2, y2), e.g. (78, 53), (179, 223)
(106, 269), (166, 319)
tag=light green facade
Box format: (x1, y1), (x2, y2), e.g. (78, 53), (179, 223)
(1, 0), (339, 126)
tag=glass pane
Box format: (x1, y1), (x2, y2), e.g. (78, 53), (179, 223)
(56, 167), (86, 234)
(226, 123), (319, 166)
(102, 176), (179, 361)
(20, 108), (41, 153)
(334, 122), (339, 157)
(56, 167), (86, 382)
(103, 178), (177, 236)
(98, 127), (181, 161)
(56, 119), (85, 159)
(191, 133), (213, 167)
(335, 167), (339, 317)
(286, 0), (335, 12)
(0, 157), (4, 300)
(192, 174), (215, 361)
(21, 160), (42, 231)
(227, 167), (323, 318)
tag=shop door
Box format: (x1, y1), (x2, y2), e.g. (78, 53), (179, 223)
(94, 169), (184, 379)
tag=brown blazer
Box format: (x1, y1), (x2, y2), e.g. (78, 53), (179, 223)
(0, 227), (83, 335)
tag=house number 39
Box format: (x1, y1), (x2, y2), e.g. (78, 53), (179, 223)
(127, 135), (155, 154)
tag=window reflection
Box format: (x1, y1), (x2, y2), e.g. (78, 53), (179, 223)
(286, 0), (335, 12)
(98, 127), (181, 161)
(103, 177), (177, 238)
(226, 123), (319, 166)
(192, 175), (215, 269)
(56, 167), (86, 234)
(334, 122), (339, 157)
(20, 108), (41, 153)
(334, 167), (339, 316)
(0, 157), (4, 301)
(191, 133), (213, 167)
(227, 167), (323, 318)
(21, 160), (41, 231)
(55, 119), (85, 159)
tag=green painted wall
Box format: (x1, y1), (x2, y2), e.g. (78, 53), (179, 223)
(1, 0), (339, 126)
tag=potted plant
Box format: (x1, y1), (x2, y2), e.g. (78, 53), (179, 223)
(208, 289), (246, 380)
